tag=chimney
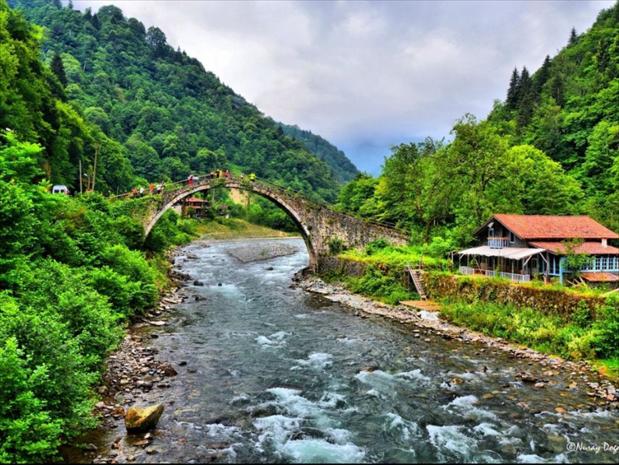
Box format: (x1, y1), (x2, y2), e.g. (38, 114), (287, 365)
(602, 238), (608, 247)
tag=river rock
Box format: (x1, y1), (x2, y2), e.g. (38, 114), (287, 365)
(193, 280), (204, 286)
(160, 363), (178, 377)
(124, 404), (164, 433)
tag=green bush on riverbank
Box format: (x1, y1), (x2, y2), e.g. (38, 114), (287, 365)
(0, 135), (197, 462)
(439, 297), (619, 377)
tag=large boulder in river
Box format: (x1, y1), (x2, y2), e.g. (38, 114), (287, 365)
(124, 404), (164, 433)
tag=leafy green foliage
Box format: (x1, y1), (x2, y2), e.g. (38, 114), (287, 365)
(337, 2), (619, 243)
(0, 0), (133, 193)
(339, 243), (451, 270)
(10, 0), (353, 201)
(347, 265), (418, 305)
(0, 133), (196, 462)
(439, 297), (619, 361)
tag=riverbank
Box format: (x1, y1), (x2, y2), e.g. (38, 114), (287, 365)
(195, 217), (299, 240)
(295, 273), (619, 405)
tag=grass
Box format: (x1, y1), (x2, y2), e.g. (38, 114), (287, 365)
(438, 298), (619, 373)
(338, 243), (451, 270)
(321, 265), (419, 305)
(594, 358), (619, 381)
(194, 217), (299, 240)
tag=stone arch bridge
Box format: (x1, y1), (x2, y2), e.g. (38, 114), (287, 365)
(142, 175), (408, 270)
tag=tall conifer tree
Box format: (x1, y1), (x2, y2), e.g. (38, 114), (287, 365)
(50, 52), (67, 87)
(506, 67), (520, 110)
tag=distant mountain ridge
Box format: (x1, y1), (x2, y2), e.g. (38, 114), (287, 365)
(276, 122), (359, 183)
(9, 0), (359, 201)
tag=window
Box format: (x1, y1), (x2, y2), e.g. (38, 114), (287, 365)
(509, 232), (515, 243)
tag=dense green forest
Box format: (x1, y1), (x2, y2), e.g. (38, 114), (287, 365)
(8, 0), (358, 201)
(276, 122), (359, 183)
(0, 2), (186, 461)
(337, 2), (619, 245)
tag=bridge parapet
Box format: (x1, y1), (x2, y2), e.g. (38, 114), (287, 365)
(142, 174), (409, 270)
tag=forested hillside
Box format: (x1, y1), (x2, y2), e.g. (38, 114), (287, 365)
(0, 2), (198, 460)
(488, 5), (619, 223)
(9, 0), (358, 201)
(337, 2), (619, 245)
(277, 122), (359, 183)
(0, 0), (133, 192)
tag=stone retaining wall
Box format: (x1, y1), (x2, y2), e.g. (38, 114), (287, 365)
(317, 256), (610, 318)
(424, 271), (607, 318)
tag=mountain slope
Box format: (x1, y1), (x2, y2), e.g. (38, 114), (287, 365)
(10, 0), (354, 201)
(0, 0), (133, 192)
(488, 2), (619, 213)
(276, 122), (359, 183)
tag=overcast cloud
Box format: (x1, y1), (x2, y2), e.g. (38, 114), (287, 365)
(74, 0), (613, 173)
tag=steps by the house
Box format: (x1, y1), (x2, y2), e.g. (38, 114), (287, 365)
(406, 267), (427, 300)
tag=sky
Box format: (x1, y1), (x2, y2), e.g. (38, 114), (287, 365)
(74, 0), (613, 174)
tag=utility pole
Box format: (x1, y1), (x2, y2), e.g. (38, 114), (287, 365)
(79, 159), (83, 194)
(91, 143), (99, 192)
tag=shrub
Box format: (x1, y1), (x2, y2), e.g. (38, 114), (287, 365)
(0, 338), (63, 464)
(348, 265), (417, 305)
(328, 237), (346, 255)
(592, 303), (619, 358)
(364, 238), (390, 255)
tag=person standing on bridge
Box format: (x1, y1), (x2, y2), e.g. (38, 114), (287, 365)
(187, 174), (194, 186)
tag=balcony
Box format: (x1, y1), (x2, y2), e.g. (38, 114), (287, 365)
(487, 236), (510, 249)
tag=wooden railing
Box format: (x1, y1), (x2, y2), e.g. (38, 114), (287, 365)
(487, 237), (510, 249)
(459, 266), (530, 282)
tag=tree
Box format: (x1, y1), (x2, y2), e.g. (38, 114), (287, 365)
(50, 53), (67, 87)
(569, 27), (578, 45)
(506, 68), (520, 110)
(145, 26), (168, 58)
(549, 75), (565, 106)
(533, 55), (551, 96)
(516, 67), (535, 128)
(505, 144), (582, 214)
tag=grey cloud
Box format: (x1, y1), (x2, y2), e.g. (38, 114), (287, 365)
(74, 0), (613, 173)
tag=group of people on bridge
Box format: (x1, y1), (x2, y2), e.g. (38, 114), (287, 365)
(127, 169), (257, 198)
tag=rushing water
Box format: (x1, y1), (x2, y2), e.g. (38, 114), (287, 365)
(91, 238), (619, 463)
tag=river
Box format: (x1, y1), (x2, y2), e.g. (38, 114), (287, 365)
(85, 237), (618, 463)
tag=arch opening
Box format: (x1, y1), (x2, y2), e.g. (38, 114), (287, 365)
(144, 181), (317, 269)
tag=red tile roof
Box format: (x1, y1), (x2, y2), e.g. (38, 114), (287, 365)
(529, 241), (619, 255)
(491, 214), (619, 240)
(581, 272), (619, 283)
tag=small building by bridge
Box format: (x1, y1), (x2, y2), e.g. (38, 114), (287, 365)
(457, 214), (619, 285)
(181, 196), (209, 218)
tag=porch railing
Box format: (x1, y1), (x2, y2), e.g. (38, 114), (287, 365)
(459, 266), (530, 282)
(487, 236), (510, 249)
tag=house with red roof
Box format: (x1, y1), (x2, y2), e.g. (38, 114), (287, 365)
(457, 214), (619, 285)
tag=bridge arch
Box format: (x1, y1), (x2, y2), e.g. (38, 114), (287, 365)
(144, 179), (318, 268)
